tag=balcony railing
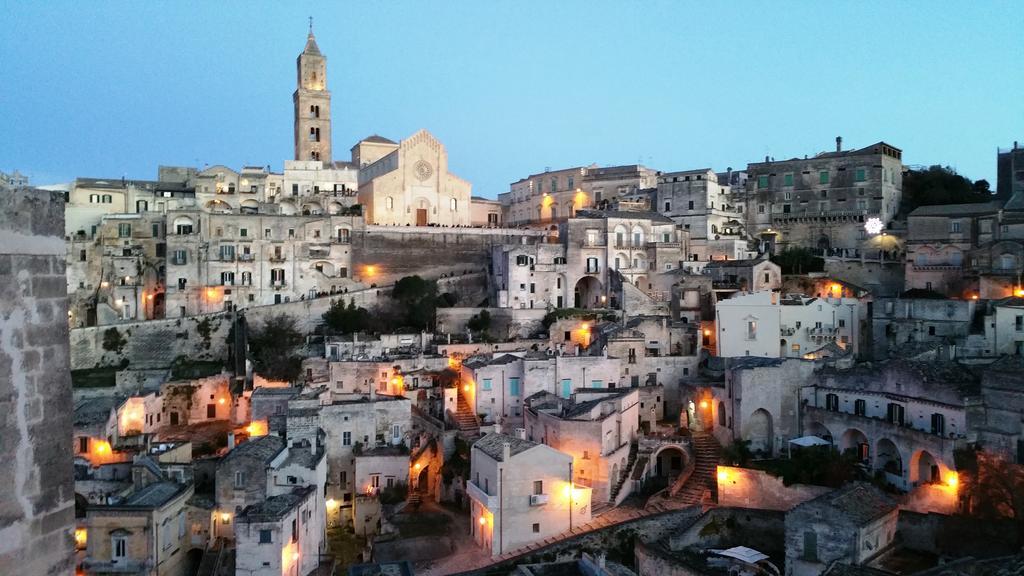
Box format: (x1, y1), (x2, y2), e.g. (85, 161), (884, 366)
(238, 254), (254, 262)
(271, 280), (287, 288)
(466, 479), (497, 509)
(269, 255), (286, 263)
(219, 254), (235, 262)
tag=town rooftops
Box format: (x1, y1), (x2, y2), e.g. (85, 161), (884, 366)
(574, 209), (674, 224)
(238, 485), (315, 523)
(793, 482), (896, 526)
(221, 435), (286, 465)
(473, 432), (538, 462)
(464, 354), (521, 369)
(908, 201), (1002, 217)
(817, 358), (979, 402)
(251, 386), (301, 398)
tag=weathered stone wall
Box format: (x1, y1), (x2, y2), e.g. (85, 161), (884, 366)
(716, 466), (831, 511)
(0, 188), (75, 575)
(435, 307), (548, 340)
(70, 272), (487, 371)
(824, 258), (904, 297)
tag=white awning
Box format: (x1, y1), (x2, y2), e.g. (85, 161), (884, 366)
(711, 546), (769, 563)
(789, 435), (831, 447)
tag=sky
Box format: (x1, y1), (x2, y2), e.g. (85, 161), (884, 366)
(1, 1), (1021, 197)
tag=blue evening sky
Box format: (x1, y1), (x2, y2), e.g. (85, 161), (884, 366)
(1, 1), (1020, 197)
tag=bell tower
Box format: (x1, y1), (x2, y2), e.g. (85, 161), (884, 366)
(294, 20), (332, 164)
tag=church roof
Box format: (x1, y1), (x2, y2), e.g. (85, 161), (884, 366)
(360, 134), (397, 145)
(303, 32), (321, 56)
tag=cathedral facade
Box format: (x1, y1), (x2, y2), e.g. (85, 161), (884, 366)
(293, 27), (472, 226)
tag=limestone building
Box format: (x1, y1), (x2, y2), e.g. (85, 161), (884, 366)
(657, 168), (750, 261)
(740, 139), (904, 252)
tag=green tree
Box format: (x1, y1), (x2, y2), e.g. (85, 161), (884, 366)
(771, 247), (825, 275)
(722, 439), (753, 467)
(467, 310), (491, 333)
(901, 165), (993, 213)
(391, 275), (439, 330)
(322, 298), (370, 334)
(248, 313), (304, 382)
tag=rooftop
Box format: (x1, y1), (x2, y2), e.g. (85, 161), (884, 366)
(221, 435), (286, 465)
(238, 486), (314, 523)
(793, 482), (896, 525)
(704, 258), (770, 268)
(473, 432), (538, 462)
(574, 209), (674, 224)
(115, 481), (190, 509)
(908, 201), (1002, 217)
(73, 396), (123, 427)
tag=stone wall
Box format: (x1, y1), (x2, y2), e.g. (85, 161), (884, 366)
(716, 466), (831, 511)
(436, 307), (548, 340)
(0, 188), (75, 575)
(70, 272), (487, 371)
(824, 258), (904, 297)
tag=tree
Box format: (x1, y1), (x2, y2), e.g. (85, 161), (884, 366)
(957, 447), (1024, 542)
(901, 165), (993, 213)
(248, 313), (304, 382)
(322, 298), (370, 334)
(722, 440), (753, 467)
(771, 247), (825, 275)
(467, 310), (492, 333)
(391, 275), (439, 330)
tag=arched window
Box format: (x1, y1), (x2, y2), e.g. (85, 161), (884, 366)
(451, 198), (458, 211)
(386, 197), (394, 210)
(1000, 253), (1017, 271)
(102, 195), (112, 203)
(717, 402), (726, 426)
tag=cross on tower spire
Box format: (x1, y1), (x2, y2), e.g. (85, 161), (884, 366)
(308, 16), (313, 34)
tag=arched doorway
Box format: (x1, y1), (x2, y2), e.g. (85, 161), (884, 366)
(840, 428), (870, 464)
(910, 450), (941, 485)
(876, 438), (904, 487)
(652, 445), (686, 485)
(745, 409), (774, 456)
(817, 235), (831, 252)
(417, 465), (430, 493)
(804, 421), (834, 444)
(574, 276), (603, 309)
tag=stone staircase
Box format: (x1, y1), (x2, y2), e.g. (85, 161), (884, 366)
(647, 432), (721, 512)
(454, 389), (480, 436)
(195, 537), (226, 576)
(608, 441), (639, 503)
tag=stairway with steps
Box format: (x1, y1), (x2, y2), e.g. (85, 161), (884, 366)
(608, 441), (639, 503)
(454, 389), (480, 436)
(668, 432), (722, 507)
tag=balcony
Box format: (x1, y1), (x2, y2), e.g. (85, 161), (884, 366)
(271, 280), (287, 288)
(269, 255), (286, 263)
(579, 239), (606, 248)
(806, 326), (839, 337)
(780, 326), (796, 336)
(585, 265), (601, 274)
(238, 254), (254, 262)
(466, 479), (497, 509)
(219, 254), (235, 262)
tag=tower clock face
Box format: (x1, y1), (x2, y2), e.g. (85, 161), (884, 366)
(414, 160), (433, 181)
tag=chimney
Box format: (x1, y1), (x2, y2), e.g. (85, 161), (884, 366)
(765, 155), (770, 163)
(502, 441), (511, 462)
(369, 385), (376, 401)
(836, 136), (843, 153)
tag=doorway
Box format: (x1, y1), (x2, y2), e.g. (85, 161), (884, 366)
(416, 209), (428, 226)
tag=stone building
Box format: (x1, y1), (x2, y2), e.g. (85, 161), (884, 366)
(523, 388), (639, 504)
(657, 168), (750, 261)
(871, 297), (978, 360)
(215, 435), (287, 536)
(903, 201), (1001, 297)
(500, 164), (658, 227)
(489, 209), (687, 311)
(293, 28), (332, 163)
(82, 480), (195, 576)
(0, 168), (29, 190)
(702, 258), (781, 300)
(467, 432), (591, 556)
(715, 291), (864, 359)
(740, 139), (904, 252)
(356, 129), (473, 226)
(471, 196), (503, 227)
(234, 485), (326, 576)
(785, 483), (898, 576)
(0, 187), (76, 576)
(997, 140), (1024, 200)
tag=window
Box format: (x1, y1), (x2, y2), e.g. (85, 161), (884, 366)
(803, 531), (818, 561)
(78, 437), (89, 453)
(784, 173), (794, 186)
(746, 320), (757, 340)
(819, 171), (829, 184)
(1016, 315), (1023, 332)
(568, 176), (574, 189)
(386, 197), (394, 210)
(886, 403), (905, 425)
(854, 399), (866, 416)
(234, 471), (245, 489)
(855, 168), (866, 182)
(112, 535), (127, 560)
(342, 431), (351, 446)
(757, 175), (769, 189)
(825, 393), (839, 412)
(758, 204), (765, 214)
(687, 200), (694, 210)
(118, 223), (131, 238)
(931, 413), (946, 436)
(533, 523), (540, 533)
(451, 198), (458, 211)
(951, 220), (961, 233)
(259, 530), (272, 544)
(509, 377), (521, 396)
(533, 480), (543, 495)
